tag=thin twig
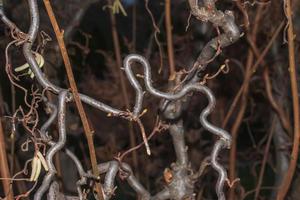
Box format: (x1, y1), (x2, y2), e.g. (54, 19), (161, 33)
(144, 0), (164, 73)
(165, 0), (176, 80)
(0, 117), (14, 200)
(228, 5), (264, 199)
(254, 117), (276, 199)
(276, 0), (300, 198)
(263, 67), (291, 134)
(222, 20), (285, 129)
(108, 0), (139, 168)
(42, 1), (105, 199)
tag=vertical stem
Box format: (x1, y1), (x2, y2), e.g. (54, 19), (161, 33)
(276, 0), (299, 198)
(42, 1), (105, 199)
(10, 86), (15, 113)
(9, 54), (15, 176)
(169, 120), (188, 166)
(132, 4), (137, 52)
(0, 83), (13, 200)
(228, 20), (284, 200)
(254, 117), (276, 199)
(228, 5), (264, 199)
(0, 120), (13, 200)
(228, 41), (254, 198)
(165, 0), (176, 80)
(108, 0), (138, 171)
(43, 60), (63, 181)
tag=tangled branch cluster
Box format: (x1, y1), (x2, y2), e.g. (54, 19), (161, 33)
(0, 0), (240, 199)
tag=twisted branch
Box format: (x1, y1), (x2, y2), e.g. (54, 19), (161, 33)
(0, 0), (241, 199)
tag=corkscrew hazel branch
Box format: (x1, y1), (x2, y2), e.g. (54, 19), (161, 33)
(5, 0), (153, 158)
(186, 0), (240, 82)
(169, 120), (189, 167)
(0, 0), (237, 199)
(36, 52), (231, 199)
(40, 101), (57, 141)
(124, 54), (231, 145)
(92, 161), (150, 200)
(34, 90), (69, 200)
(0, 1), (153, 198)
(40, 101), (97, 200)
(17, 1), (121, 115)
(211, 140), (229, 200)
(124, 54), (232, 199)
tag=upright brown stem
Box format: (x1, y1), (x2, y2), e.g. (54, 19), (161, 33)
(0, 124), (14, 200)
(228, 16), (286, 200)
(276, 0), (299, 198)
(254, 118), (276, 200)
(228, 5), (264, 199)
(108, 1), (138, 170)
(9, 54), (15, 176)
(228, 52), (252, 200)
(165, 0), (176, 80)
(263, 68), (291, 135)
(222, 21), (284, 129)
(0, 120), (13, 200)
(42, 1), (104, 199)
(132, 4), (137, 52)
(0, 83), (13, 200)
